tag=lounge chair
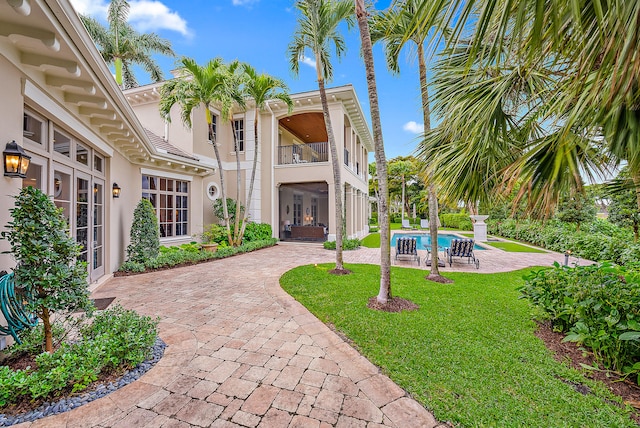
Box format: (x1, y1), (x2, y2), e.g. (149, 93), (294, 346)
(401, 219), (413, 229)
(445, 238), (479, 269)
(395, 237), (419, 265)
(420, 219), (429, 229)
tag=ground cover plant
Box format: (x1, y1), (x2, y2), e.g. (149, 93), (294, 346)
(0, 305), (158, 410)
(522, 262), (640, 381)
(280, 264), (638, 427)
(118, 238), (277, 274)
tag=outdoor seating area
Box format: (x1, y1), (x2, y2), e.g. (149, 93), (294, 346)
(446, 238), (480, 269)
(395, 236), (419, 265)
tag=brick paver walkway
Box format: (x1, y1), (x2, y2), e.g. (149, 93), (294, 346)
(23, 242), (570, 427)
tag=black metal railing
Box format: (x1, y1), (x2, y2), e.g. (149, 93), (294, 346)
(278, 142), (328, 165)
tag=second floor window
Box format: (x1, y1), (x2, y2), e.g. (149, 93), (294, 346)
(234, 119), (244, 152)
(208, 112), (218, 142)
(344, 148), (350, 166)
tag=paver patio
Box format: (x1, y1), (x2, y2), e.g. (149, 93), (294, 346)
(19, 242), (571, 427)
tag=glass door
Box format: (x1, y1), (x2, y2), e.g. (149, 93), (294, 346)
(92, 179), (105, 281)
(76, 173), (90, 265)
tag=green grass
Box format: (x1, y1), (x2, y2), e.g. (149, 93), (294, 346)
(280, 265), (636, 427)
(361, 233), (380, 248)
(486, 241), (547, 253)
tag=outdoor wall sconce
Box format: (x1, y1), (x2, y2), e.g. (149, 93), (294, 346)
(3, 140), (31, 178)
(112, 183), (121, 198)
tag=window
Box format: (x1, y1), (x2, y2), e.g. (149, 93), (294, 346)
(23, 110), (46, 147)
(293, 194), (303, 226)
(208, 112), (218, 142)
(53, 130), (71, 157)
(234, 119), (244, 152)
(94, 154), (103, 173)
(142, 175), (189, 238)
(76, 142), (89, 166)
(344, 148), (349, 166)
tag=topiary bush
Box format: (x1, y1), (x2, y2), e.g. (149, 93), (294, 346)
(126, 199), (159, 264)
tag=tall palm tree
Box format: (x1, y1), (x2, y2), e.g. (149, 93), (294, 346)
(80, 0), (174, 89)
(288, 0), (355, 273)
(159, 57), (244, 245)
(354, 0), (391, 303)
(412, 0), (640, 213)
(370, 0), (449, 280)
(238, 64), (294, 244)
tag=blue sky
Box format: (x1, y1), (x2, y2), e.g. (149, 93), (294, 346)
(71, 0), (428, 160)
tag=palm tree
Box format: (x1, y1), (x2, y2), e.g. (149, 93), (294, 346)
(288, 0), (355, 273)
(80, 0), (174, 89)
(370, 0), (449, 280)
(237, 64), (294, 244)
(354, 0), (391, 303)
(159, 57), (244, 245)
(412, 0), (640, 214)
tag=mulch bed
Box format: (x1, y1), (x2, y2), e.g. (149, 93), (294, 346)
(367, 296), (419, 313)
(535, 321), (640, 422)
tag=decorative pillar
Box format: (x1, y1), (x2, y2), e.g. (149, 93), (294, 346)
(470, 215), (489, 242)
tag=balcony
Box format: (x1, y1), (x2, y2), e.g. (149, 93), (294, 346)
(278, 142), (328, 165)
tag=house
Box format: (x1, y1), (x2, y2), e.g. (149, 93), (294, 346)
(0, 0), (373, 296)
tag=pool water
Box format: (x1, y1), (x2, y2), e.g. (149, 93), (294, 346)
(391, 233), (485, 250)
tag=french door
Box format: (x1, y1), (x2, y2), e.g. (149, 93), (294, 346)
(75, 172), (104, 282)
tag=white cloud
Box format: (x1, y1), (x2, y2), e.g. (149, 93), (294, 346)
(70, 0), (108, 16)
(70, 0), (191, 37)
(403, 121), (424, 134)
(129, 1), (190, 37)
(300, 55), (316, 69)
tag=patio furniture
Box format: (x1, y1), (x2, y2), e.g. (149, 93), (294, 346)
(395, 237), (419, 265)
(424, 245), (446, 267)
(420, 219), (429, 229)
(445, 238), (480, 269)
(401, 219), (413, 229)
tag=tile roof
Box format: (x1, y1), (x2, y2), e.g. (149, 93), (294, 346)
(144, 128), (199, 161)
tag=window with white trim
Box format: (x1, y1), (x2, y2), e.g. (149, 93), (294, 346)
(233, 118), (244, 152)
(208, 112), (218, 142)
(23, 110), (47, 148)
(142, 175), (189, 238)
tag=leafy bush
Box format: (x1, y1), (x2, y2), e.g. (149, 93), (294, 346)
(521, 263), (640, 381)
(243, 222), (272, 242)
(118, 239), (278, 273)
(201, 223), (228, 245)
(212, 197), (242, 225)
(488, 218), (635, 264)
(126, 199), (159, 264)
(369, 212), (378, 224)
(323, 238), (361, 250)
(440, 213), (473, 230)
(0, 306), (158, 406)
(1, 186), (92, 352)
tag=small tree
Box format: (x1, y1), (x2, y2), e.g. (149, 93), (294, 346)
(126, 199), (159, 263)
(556, 191), (597, 231)
(213, 198), (242, 227)
(1, 187), (92, 353)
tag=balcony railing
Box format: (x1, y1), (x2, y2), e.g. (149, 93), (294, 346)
(278, 142), (328, 165)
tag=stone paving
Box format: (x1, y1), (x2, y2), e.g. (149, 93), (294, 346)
(20, 241), (572, 428)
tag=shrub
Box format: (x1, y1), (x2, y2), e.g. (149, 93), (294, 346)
(440, 213), (473, 230)
(201, 223), (228, 244)
(212, 197), (242, 225)
(521, 263), (640, 380)
(243, 222), (272, 242)
(1, 186), (93, 352)
(126, 199), (159, 264)
(0, 306), (158, 406)
(323, 238), (361, 250)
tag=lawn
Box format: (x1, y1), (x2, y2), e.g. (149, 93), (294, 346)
(486, 241), (547, 253)
(280, 264), (636, 427)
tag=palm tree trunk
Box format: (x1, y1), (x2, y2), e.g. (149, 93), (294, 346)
(316, 61), (344, 271)
(239, 107), (260, 242)
(231, 119), (242, 246)
(208, 116), (232, 246)
(356, 0), (391, 302)
(418, 44), (443, 279)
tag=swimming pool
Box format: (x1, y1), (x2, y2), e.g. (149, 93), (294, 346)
(390, 233), (485, 250)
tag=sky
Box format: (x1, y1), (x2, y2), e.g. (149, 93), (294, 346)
(70, 0), (429, 161)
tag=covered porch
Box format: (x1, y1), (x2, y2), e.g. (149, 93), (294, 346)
(278, 182), (329, 242)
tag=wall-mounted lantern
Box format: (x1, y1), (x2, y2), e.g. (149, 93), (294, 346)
(3, 140), (31, 178)
(112, 183), (121, 198)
